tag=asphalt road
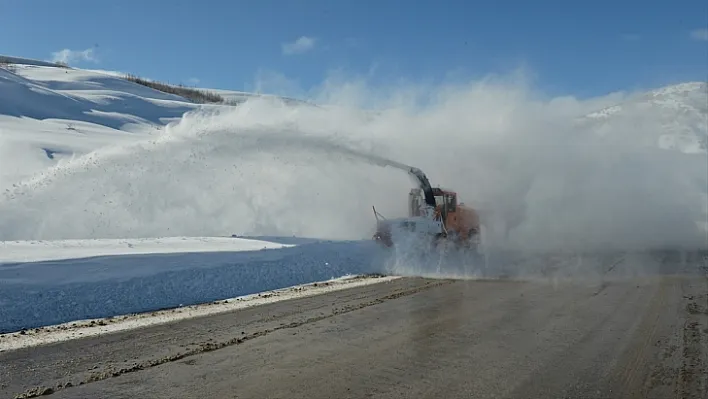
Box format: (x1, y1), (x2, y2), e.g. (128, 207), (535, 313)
(2, 251), (708, 399)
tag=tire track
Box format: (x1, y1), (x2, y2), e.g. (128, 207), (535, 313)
(615, 278), (668, 398)
(677, 275), (708, 399)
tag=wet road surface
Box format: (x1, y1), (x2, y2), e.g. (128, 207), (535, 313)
(2, 251), (708, 399)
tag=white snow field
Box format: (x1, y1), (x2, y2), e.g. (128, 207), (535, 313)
(0, 56), (706, 334)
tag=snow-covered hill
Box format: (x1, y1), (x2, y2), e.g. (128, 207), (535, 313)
(581, 81), (707, 154)
(0, 60), (317, 187)
(0, 55), (66, 68)
(0, 63), (196, 185)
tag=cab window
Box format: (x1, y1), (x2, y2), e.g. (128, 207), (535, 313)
(444, 194), (456, 211)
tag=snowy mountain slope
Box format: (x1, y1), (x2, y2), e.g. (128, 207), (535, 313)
(0, 116), (143, 187)
(581, 81), (707, 154)
(0, 61), (315, 187)
(1, 64), (200, 128)
(0, 55), (64, 68)
(0, 63), (204, 187)
(504, 81), (707, 249)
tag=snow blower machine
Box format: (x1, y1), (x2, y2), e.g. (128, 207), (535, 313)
(372, 166), (483, 258)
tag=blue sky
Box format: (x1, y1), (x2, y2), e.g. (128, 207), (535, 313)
(1, 0), (706, 98)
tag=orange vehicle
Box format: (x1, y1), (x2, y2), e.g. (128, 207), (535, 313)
(372, 167), (482, 253)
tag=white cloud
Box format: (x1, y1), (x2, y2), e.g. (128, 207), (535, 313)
(690, 28), (708, 41)
(50, 48), (98, 65)
(187, 77), (200, 85)
(282, 36), (317, 55)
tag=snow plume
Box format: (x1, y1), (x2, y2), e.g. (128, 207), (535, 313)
(0, 69), (705, 252)
(50, 48), (98, 65)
